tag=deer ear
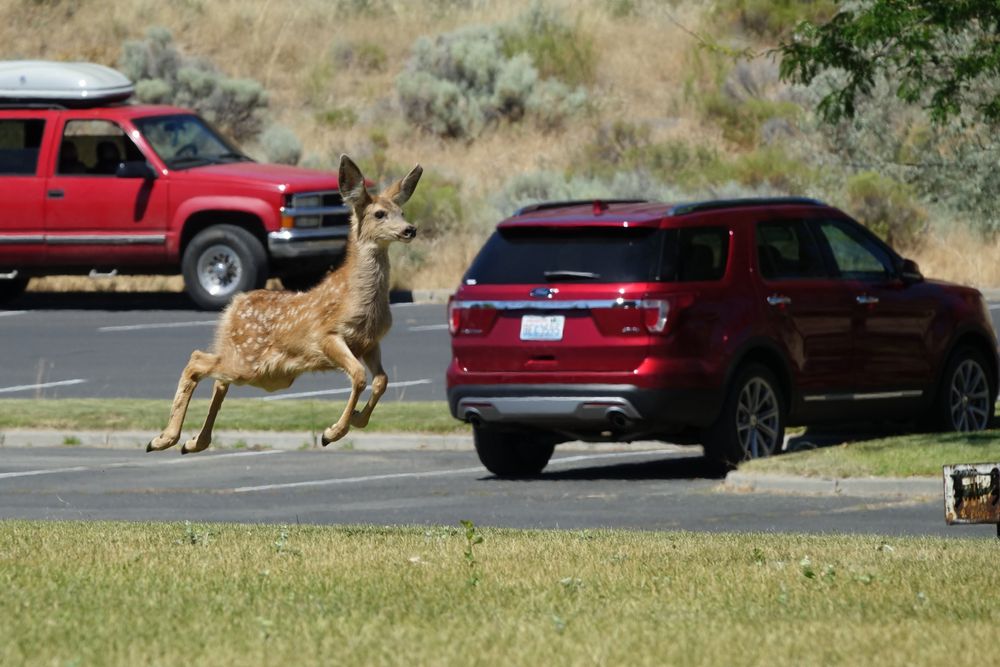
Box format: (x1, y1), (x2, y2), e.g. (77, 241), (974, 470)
(338, 154), (371, 210)
(385, 164), (423, 206)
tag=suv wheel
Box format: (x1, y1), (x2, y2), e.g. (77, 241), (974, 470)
(703, 363), (785, 465)
(473, 426), (556, 477)
(182, 225), (267, 310)
(0, 276), (28, 304)
(935, 347), (994, 432)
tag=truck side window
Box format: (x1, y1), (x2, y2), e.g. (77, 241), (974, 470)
(0, 119), (46, 175)
(58, 120), (144, 176)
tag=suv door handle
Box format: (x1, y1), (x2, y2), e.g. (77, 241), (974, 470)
(47, 189), (64, 199)
(856, 295), (879, 305)
(766, 295), (791, 307)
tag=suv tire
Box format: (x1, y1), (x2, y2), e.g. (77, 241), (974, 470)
(473, 426), (556, 477)
(933, 346), (994, 432)
(703, 363), (785, 465)
(182, 225), (267, 310)
(0, 277), (28, 304)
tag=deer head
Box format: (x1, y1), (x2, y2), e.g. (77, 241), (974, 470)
(338, 155), (423, 247)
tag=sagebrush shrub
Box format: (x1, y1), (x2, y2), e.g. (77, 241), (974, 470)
(119, 27), (269, 142)
(260, 124), (302, 166)
(396, 10), (589, 139)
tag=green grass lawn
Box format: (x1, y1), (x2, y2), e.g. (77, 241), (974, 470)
(2, 521), (998, 666)
(0, 398), (466, 434)
(744, 430), (1000, 478)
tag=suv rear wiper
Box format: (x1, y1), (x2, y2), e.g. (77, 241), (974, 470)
(543, 270), (601, 281)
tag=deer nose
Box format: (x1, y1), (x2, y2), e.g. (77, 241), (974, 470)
(402, 225), (417, 239)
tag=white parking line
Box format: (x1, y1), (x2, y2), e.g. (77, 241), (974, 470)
(260, 378), (433, 401)
(231, 449), (671, 493)
(408, 324), (449, 332)
(0, 450), (281, 480)
(0, 379), (87, 395)
(0, 310), (26, 317)
(98, 320), (217, 332)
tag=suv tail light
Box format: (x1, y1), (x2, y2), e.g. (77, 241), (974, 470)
(591, 296), (692, 336)
(448, 299), (498, 336)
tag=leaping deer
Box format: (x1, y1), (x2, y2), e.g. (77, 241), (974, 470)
(147, 155), (422, 454)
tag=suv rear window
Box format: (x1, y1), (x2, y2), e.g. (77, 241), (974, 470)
(661, 227), (730, 282)
(464, 227), (662, 284)
(0, 119), (45, 175)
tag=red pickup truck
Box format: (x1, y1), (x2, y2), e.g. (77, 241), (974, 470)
(0, 64), (349, 309)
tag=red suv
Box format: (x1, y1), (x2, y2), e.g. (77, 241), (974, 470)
(447, 198), (999, 475)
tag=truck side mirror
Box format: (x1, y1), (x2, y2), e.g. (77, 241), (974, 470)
(116, 161), (156, 180)
(900, 258), (923, 284)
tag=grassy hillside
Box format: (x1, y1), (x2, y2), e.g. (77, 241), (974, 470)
(6, 0), (1000, 290)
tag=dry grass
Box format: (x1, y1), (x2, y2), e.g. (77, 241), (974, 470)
(906, 225), (1000, 288)
(3, 1), (996, 291)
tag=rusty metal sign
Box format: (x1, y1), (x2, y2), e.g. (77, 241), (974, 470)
(944, 463), (1000, 529)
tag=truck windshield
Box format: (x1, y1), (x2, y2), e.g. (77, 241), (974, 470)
(132, 114), (251, 169)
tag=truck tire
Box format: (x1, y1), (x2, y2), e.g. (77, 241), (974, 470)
(702, 363), (785, 466)
(473, 426), (555, 477)
(0, 276), (28, 304)
(182, 225), (267, 310)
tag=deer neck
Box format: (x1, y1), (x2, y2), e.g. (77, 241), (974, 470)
(348, 239), (391, 309)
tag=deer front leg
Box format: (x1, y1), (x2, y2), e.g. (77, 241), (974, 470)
(320, 335), (367, 446)
(181, 380), (230, 455)
(147, 350), (219, 452)
(351, 345), (387, 429)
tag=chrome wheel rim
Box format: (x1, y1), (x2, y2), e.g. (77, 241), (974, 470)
(949, 359), (990, 432)
(196, 244), (243, 297)
(736, 378), (781, 459)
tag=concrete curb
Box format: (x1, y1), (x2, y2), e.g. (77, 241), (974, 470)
(724, 470), (942, 498)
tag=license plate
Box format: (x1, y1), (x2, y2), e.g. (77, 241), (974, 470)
(520, 315), (565, 341)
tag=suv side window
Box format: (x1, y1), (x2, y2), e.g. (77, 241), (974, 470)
(815, 219), (894, 281)
(58, 120), (144, 176)
(0, 119), (45, 175)
(661, 227), (729, 282)
(756, 220), (827, 280)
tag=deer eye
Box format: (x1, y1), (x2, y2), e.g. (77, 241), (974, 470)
(374, 210), (387, 219)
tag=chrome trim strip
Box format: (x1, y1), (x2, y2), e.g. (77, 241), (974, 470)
(457, 396), (642, 422)
(803, 390), (923, 402)
(44, 234), (166, 245)
(267, 228), (349, 259)
(280, 205), (350, 217)
(452, 299), (639, 311)
(0, 234), (44, 244)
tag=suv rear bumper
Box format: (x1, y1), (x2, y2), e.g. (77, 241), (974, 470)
(448, 383), (722, 432)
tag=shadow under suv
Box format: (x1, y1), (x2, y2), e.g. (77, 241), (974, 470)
(447, 198), (999, 476)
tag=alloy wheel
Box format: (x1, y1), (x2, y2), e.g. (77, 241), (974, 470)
(949, 359), (990, 432)
(736, 378), (781, 458)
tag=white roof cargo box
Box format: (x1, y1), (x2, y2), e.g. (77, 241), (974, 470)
(0, 61), (134, 104)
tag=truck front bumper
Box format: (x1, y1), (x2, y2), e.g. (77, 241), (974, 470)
(267, 227), (348, 259)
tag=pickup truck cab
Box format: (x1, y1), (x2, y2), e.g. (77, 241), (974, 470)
(0, 61), (349, 309)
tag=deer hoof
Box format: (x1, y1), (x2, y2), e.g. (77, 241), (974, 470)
(146, 434), (177, 452)
(321, 426), (348, 446)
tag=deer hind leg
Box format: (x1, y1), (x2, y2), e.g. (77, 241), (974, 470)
(320, 335), (367, 446)
(181, 380), (230, 455)
(350, 345), (387, 429)
(147, 350), (220, 452)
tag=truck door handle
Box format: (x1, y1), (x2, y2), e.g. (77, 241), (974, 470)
(47, 189), (64, 199)
(767, 295), (791, 307)
(856, 295), (879, 305)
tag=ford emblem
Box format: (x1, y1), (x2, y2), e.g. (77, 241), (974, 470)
(530, 287), (557, 299)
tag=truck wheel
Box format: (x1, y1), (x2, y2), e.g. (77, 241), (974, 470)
(702, 363), (785, 466)
(473, 426), (555, 477)
(182, 225), (267, 310)
(0, 276), (28, 304)
(932, 346), (994, 432)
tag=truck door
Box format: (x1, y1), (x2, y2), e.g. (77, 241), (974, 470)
(0, 116), (47, 267)
(44, 117), (168, 267)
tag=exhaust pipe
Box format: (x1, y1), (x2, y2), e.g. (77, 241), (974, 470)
(464, 410), (484, 428)
(606, 409), (632, 431)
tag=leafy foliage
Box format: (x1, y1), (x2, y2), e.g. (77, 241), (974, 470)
(779, 1), (1000, 126)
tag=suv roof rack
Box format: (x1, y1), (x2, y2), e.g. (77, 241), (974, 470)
(515, 199), (648, 216)
(668, 197), (825, 216)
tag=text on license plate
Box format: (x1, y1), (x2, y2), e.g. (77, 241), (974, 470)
(520, 315), (565, 341)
